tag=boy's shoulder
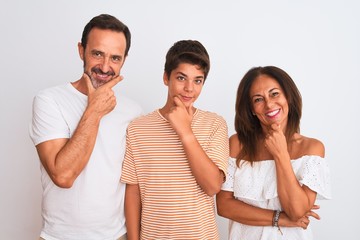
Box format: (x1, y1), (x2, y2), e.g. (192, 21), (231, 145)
(129, 110), (160, 125)
(195, 109), (227, 124)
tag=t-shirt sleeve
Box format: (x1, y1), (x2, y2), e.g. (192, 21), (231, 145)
(29, 93), (70, 146)
(120, 128), (138, 184)
(207, 116), (229, 176)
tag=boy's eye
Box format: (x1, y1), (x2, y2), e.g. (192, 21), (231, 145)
(177, 76), (185, 81)
(194, 79), (203, 85)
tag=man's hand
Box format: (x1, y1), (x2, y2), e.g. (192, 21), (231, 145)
(84, 73), (123, 117)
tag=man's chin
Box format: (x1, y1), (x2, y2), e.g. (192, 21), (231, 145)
(91, 79), (110, 89)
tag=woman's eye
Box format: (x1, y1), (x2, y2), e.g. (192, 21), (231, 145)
(254, 98), (263, 103)
(271, 92), (279, 97)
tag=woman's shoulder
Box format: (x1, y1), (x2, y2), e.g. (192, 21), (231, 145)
(229, 134), (241, 158)
(292, 134), (325, 158)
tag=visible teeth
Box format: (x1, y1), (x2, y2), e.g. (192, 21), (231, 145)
(267, 109), (279, 117)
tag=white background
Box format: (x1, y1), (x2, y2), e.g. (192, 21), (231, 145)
(1, 0), (359, 239)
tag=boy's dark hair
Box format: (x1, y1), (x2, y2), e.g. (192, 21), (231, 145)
(81, 14), (131, 56)
(164, 40), (210, 81)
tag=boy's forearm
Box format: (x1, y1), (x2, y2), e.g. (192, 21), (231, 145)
(125, 184), (141, 239)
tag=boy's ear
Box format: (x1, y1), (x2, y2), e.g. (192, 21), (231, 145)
(163, 72), (169, 86)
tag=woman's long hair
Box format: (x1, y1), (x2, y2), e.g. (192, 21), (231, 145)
(235, 66), (302, 165)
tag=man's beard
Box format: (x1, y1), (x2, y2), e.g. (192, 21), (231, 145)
(83, 61), (115, 89)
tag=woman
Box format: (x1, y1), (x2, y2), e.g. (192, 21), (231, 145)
(216, 66), (331, 239)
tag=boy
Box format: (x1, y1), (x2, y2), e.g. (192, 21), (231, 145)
(121, 40), (229, 239)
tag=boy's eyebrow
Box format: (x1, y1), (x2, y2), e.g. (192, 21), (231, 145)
(176, 71), (204, 79)
(176, 71), (187, 77)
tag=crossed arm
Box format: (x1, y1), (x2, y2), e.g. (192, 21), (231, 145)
(216, 190), (320, 229)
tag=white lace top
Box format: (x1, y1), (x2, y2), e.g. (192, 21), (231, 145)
(221, 155), (332, 240)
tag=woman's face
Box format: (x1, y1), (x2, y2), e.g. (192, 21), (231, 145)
(249, 74), (289, 132)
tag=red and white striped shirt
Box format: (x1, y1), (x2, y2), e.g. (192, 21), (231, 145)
(121, 109), (229, 239)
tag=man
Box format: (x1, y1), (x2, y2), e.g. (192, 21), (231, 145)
(29, 14), (142, 240)
(121, 40), (229, 239)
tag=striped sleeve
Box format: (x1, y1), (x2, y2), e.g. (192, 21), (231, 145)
(121, 126), (138, 184)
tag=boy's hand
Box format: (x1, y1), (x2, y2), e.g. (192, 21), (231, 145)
(167, 96), (193, 137)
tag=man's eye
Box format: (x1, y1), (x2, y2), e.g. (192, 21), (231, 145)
(92, 52), (102, 58)
(112, 56), (121, 62)
(177, 76), (185, 81)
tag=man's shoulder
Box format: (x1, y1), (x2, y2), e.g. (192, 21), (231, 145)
(35, 83), (72, 98)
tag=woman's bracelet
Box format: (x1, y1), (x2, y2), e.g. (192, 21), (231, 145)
(272, 210), (283, 235)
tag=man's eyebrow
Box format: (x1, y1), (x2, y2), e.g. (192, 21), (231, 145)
(111, 54), (123, 59)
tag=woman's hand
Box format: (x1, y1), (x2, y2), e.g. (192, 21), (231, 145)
(280, 205), (320, 229)
(264, 123), (289, 160)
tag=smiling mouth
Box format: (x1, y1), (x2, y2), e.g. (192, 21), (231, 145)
(92, 68), (115, 79)
(266, 109), (280, 117)
(95, 73), (112, 81)
(181, 95), (193, 101)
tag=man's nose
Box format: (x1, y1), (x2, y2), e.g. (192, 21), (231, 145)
(99, 58), (111, 73)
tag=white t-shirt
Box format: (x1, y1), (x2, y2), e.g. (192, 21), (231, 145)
(221, 155), (332, 240)
(29, 83), (142, 240)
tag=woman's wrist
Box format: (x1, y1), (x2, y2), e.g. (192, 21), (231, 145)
(272, 210), (283, 235)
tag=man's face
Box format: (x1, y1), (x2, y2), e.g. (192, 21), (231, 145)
(78, 28), (126, 88)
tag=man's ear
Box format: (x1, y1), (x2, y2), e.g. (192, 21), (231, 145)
(163, 72), (169, 86)
(78, 42), (84, 60)
(120, 56), (127, 68)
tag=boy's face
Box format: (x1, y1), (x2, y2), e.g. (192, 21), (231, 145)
(163, 63), (205, 109)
